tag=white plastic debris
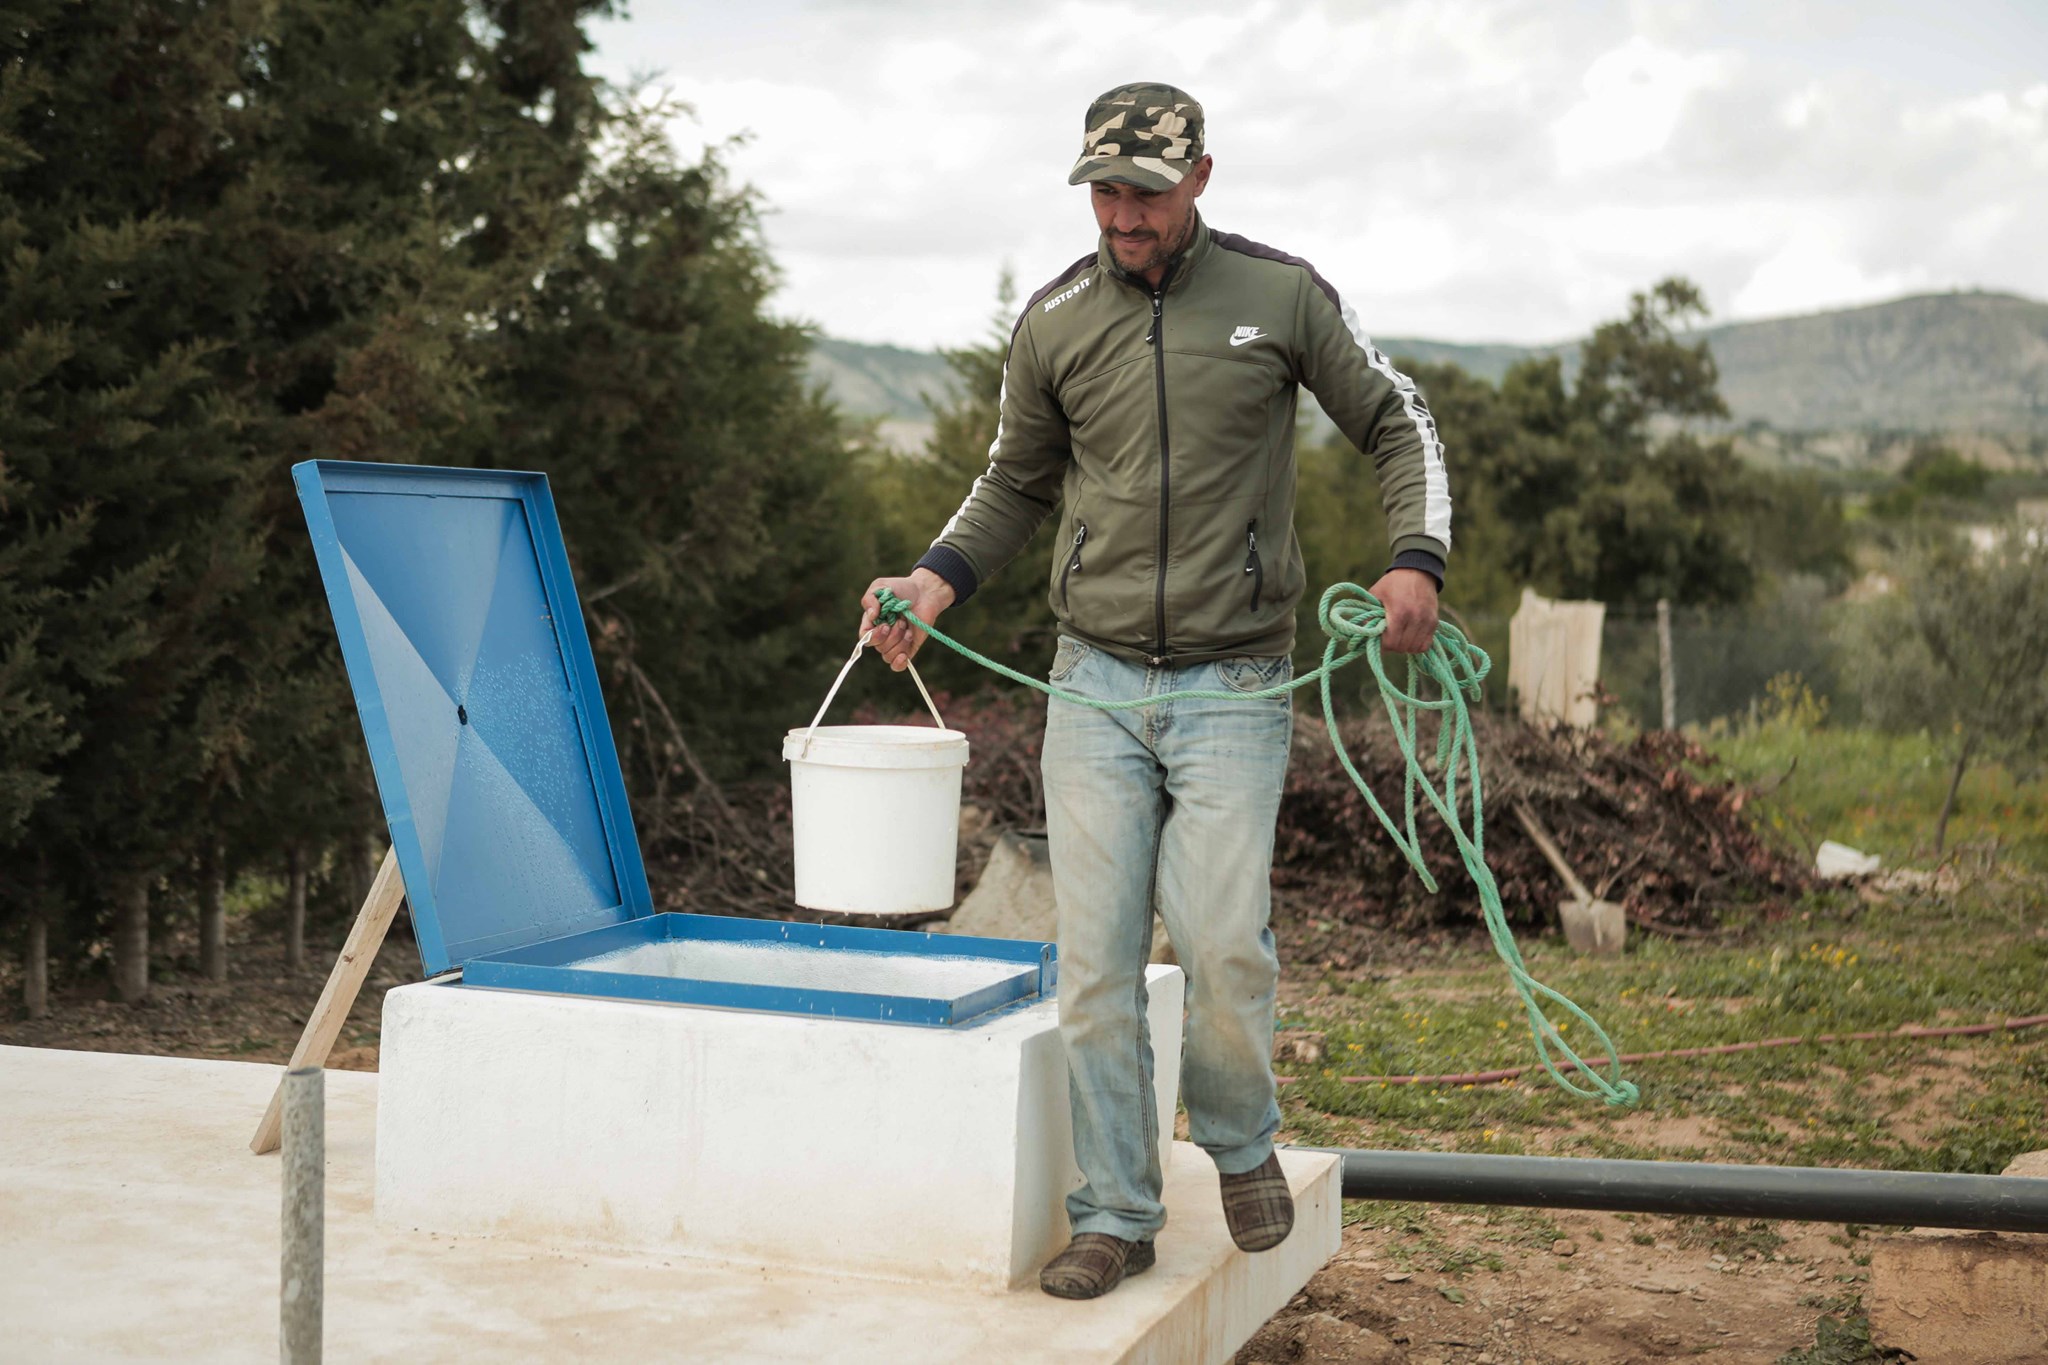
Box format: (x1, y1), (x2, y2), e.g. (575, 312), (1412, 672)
(1815, 840), (1883, 879)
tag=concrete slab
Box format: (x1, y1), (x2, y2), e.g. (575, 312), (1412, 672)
(1867, 1152), (2048, 1364)
(1866, 1231), (2048, 1363)
(0, 1045), (1339, 1363)
(376, 966), (1185, 1290)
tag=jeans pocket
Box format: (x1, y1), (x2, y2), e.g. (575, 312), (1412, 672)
(1217, 653), (1291, 695)
(1050, 635), (1092, 683)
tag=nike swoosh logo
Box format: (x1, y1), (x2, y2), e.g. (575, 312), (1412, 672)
(1229, 333), (1264, 347)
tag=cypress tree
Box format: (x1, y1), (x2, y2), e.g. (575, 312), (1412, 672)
(3, 0), (878, 1002)
(1, 0), (263, 1002)
(477, 92), (882, 797)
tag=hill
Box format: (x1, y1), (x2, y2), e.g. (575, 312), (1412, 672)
(811, 291), (2048, 460)
(1698, 291), (2048, 437)
(805, 336), (957, 424)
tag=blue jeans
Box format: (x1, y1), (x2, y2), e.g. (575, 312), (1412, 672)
(1040, 634), (1293, 1242)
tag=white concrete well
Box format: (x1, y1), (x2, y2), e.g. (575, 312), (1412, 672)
(376, 964), (1186, 1290)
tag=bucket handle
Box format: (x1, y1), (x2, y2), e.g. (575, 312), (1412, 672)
(799, 629), (948, 757)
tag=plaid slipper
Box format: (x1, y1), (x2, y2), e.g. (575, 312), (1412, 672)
(1038, 1232), (1157, 1299)
(1219, 1151), (1294, 1251)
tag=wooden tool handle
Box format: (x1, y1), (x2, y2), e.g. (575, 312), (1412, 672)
(1512, 801), (1594, 904)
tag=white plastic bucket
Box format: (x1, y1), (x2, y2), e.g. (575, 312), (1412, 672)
(782, 725), (970, 914)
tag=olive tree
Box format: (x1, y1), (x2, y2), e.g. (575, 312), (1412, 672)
(1843, 537), (2048, 854)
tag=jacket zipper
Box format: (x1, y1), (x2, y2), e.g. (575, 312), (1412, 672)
(1059, 522), (1087, 611)
(1147, 275), (1172, 660)
(1244, 520), (1263, 612)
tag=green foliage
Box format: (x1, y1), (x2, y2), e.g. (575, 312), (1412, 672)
(1841, 541), (2048, 762)
(1775, 1306), (1902, 1365)
(1867, 442), (1993, 519)
(1574, 277), (1729, 439)
(0, 0), (871, 989)
(1282, 881), (2048, 1176)
(1711, 687), (2048, 871)
(1294, 278), (1850, 637)
(0, 0), (274, 956)
(483, 92), (882, 785)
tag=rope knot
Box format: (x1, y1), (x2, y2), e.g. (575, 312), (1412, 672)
(1315, 582), (1387, 654)
(873, 587), (911, 625)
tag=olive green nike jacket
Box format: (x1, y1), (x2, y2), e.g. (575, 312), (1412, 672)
(914, 217), (1451, 666)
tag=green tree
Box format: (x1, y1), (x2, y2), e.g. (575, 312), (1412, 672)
(480, 93), (883, 803)
(0, 0), (619, 998)
(1573, 277), (1728, 438)
(1532, 279), (1758, 608)
(214, 0), (615, 960)
(1843, 538), (2048, 853)
(1868, 442), (1993, 520)
(0, 0), (266, 1001)
(1299, 278), (1843, 617)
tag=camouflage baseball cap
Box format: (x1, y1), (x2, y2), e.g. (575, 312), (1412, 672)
(1067, 82), (1206, 191)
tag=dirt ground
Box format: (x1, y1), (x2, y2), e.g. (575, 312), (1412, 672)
(1236, 1206), (1873, 1365)
(4, 918), (1886, 1363)
(0, 917), (413, 1074)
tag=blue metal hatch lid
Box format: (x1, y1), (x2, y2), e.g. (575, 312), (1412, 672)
(293, 461), (653, 974)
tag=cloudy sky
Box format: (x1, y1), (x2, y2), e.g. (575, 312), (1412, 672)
(586, 0), (2048, 350)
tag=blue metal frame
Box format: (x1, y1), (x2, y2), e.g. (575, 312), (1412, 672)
(462, 913), (1059, 1027)
(293, 461), (652, 974)
(296, 459), (1058, 1028)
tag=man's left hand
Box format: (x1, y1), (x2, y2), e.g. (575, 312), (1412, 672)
(1368, 568), (1440, 655)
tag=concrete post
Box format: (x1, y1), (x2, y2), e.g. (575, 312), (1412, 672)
(281, 1066), (324, 1364)
(1656, 597), (1677, 731)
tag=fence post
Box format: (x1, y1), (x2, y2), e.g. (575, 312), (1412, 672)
(281, 1066), (324, 1364)
(1656, 598), (1677, 731)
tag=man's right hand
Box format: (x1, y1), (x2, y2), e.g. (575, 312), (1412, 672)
(859, 568), (956, 672)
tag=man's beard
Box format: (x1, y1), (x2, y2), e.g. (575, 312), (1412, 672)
(1107, 206), (1193, 275)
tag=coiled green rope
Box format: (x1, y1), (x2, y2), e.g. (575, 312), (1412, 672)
(873, 582), (1640, 1107)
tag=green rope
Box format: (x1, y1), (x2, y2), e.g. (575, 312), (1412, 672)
(874, 583), (1640, 1107)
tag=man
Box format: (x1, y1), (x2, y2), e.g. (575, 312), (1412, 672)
(859, 82), (1449, 1299)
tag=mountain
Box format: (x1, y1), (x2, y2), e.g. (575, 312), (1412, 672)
(806, 336), (957, 425)
(1695, 292), (2048, 437)
(811, 291), (2048, 461)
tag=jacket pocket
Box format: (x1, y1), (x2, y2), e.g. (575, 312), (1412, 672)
(1244, 520), (1263, 613)
(1059, 521), (1088, 612)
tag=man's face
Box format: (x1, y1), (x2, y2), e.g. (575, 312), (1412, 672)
(1090, 156), (1212, 279)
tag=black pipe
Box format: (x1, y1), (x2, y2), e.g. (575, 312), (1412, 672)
(1298, 1147), (2048, 1234)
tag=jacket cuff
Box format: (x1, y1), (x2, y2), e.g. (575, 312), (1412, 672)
(1385, 548), (1445, 591)
(913, 543), (980, 607)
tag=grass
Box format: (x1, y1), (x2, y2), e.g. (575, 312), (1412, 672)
(1705, 677), (2048, 870)
(1774, 1306), (1905, 1364)
(1286, 707), (2045, 1358)
(1280, 700), (2048, 1175)
(1281, 889), (2048, 1174)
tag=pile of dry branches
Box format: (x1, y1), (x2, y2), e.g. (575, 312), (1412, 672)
(1275, 714), (1811, 940)
(637, 689), (1812, 940)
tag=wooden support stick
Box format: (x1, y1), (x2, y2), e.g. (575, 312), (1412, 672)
(1511, 801), (1594, 903)
(251, 845), (406, 1155)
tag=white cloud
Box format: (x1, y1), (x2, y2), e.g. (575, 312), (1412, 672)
(1551, 37), (1732, 176)
(589, 0), (2048, 348)
(1730, 227), (1926, 318)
